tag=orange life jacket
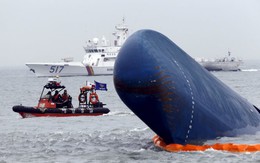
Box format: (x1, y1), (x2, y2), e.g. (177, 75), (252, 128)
(62, 94), (68, 101)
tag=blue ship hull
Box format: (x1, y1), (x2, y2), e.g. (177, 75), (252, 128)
(113, 30), (260, 145)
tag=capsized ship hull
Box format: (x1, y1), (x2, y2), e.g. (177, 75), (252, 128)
(113, 30), (260, 145)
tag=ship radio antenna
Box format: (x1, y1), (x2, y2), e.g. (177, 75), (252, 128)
(228, 51), (231, 56)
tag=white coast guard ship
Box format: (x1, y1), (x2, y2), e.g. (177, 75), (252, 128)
(26, 20), (129, 77)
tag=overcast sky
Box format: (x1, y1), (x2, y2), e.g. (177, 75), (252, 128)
(1, 0), (260, 67)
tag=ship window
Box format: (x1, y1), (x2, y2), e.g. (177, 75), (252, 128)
(96, 59), (100, 66)
(102, 49), (104, 52)
(101, 54), (105, 57)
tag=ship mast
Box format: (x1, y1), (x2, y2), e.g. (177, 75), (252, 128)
(113, 18), (129, 46)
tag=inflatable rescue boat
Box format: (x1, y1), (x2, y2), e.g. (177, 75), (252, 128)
(13, 78), (110, 118)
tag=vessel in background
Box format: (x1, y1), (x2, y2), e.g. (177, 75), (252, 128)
(26, 19), (129, 77)
(26, 21), (242, 77)
(196, 51), (242, 71)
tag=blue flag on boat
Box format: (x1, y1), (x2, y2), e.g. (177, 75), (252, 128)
(94, 81), (108, 91)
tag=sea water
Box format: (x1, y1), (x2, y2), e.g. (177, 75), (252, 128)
(0, 62), (259, 163)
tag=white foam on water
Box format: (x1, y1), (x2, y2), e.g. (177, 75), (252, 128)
(241, 69), (259, 72)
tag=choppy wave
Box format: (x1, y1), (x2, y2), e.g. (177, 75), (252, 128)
(0, 127), (157, 162)
(1, 68), (260, 162)
(241, 69), (259, 72)
(106, 111), (135, 116)
(130, 127), (150, 132)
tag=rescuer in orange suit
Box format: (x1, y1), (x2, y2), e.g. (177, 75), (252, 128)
(52, 90), (62, 103)
(61, 90), (73, 108)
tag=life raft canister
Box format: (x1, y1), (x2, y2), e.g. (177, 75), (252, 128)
(78, 93), (86, 103)
(89, 92), (99, 105)
(80, 86), (92, 92)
